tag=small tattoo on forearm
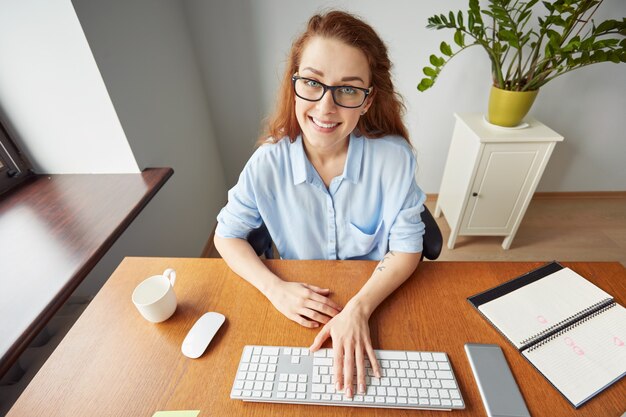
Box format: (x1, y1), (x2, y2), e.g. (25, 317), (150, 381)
(376, 266), (386, 272)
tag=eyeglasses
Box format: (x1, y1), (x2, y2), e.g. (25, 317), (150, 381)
(292, 75), (372, 109)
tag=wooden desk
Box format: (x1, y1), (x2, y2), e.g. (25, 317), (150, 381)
(8, 259), (626, 416)
(0, 168), (173, 377)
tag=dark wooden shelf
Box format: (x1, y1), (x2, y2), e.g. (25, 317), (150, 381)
(0, 167), (173, 377)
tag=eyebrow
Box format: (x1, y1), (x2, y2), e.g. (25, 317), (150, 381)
(300, 67), (366, 84)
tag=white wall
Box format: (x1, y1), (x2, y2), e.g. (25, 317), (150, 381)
(200, 0), (626, 192)
(0, 0), (139, 174)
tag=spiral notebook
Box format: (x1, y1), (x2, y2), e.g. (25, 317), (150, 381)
(468, 262), (626, 408)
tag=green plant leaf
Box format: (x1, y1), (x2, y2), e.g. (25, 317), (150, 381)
(541, 1), (554, 13)
(423, 67), (437, 77)
(429, 54), (445, 67)
(454, 30), (465, 47)
(440, 41), (453, 56)
(417, 78), (434, 92)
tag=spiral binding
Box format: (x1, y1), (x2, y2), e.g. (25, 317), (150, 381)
(526, 302), (616, 352)
(519, 297), (614, 347)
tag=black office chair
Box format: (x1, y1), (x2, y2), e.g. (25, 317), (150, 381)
(247, 205), (443, 261)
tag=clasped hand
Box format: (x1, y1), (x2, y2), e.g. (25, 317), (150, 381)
(265, 280), (342, 327)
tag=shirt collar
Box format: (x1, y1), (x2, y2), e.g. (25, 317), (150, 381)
(290, 132), (364, 185)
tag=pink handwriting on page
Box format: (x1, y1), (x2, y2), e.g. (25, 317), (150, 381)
(564, 337), (585, 356)
(614, 337), (624, 347)
(536, 315), (548, 325)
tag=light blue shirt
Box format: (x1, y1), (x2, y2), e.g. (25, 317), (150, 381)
(216, 133), (426, 260)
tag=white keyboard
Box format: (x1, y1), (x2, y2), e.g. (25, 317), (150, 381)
(230, 345), (465, 411)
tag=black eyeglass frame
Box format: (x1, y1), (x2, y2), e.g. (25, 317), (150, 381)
(291, 75), (373, 109)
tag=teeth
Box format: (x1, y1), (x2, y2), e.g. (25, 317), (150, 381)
(312, 117), (338, 129)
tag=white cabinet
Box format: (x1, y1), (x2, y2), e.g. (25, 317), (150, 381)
(435, 113), (564, 249)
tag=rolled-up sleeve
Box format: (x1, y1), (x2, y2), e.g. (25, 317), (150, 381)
(215, 160), (262, 239)
(388, 178), (427, 254)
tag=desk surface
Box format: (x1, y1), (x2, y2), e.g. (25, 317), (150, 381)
(8, 259), (626, 417)
(0, 168), (173, 377)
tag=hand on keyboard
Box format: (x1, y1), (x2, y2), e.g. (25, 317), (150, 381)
(265, 281), (342, 328)
(309, 302), (382, 398)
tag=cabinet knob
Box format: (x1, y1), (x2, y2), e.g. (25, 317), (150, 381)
(472, 192), (478, 197)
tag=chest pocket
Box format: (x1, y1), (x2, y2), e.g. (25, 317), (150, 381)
(344, 220), (385, 259)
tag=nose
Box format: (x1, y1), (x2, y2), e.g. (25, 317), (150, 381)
(316, 89), (337, 113)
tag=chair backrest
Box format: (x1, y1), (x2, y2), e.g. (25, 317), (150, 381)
(247, 205), (443, 260)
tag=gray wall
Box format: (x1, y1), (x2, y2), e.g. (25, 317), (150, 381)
(70, 0), (226, 295)
(194, 0), (626, 192)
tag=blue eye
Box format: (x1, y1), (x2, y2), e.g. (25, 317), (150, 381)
(338, 87), (357, 95)
(304, 80), (321, 88)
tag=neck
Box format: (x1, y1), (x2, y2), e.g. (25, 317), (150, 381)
(302, 134), (349, 167)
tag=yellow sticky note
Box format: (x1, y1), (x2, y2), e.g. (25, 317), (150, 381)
(152, 411), (200, 417)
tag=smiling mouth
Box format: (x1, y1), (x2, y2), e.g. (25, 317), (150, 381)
(310, 116), (340, 129)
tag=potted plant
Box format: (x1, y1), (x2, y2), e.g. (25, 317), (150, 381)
(417, 0), (626, 127)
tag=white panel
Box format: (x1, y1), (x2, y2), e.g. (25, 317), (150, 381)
(464, 148), (538, 231)
(0, 0), (139, 173)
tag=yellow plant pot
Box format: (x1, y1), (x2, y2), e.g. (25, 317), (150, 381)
(487, 86), (539, 127)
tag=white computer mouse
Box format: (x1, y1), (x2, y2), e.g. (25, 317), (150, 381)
(181, 312), (226, 359)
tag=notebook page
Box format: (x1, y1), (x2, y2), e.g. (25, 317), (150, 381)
(522, 304), (626, 407)
(478, 268), (611, 348)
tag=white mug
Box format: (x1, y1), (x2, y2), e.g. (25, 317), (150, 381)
(132, 268), (177, 323)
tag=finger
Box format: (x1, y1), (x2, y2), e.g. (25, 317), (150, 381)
(304, 299), (340, 318)
(290, 314), (319, 329)
(333, 343), (344, 392)
(306, 291), (343, 312)
(365, 343), (381, 378)
(309, 325), (330, 352)
(299, 308), (331, 324)
(302, 283), (330, 294)
(343, 344), (355, 398)
(355, 344), (366, 394)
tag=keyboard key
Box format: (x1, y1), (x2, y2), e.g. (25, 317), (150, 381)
(314, 357), (333, 366)
(262, 346), (280, 356)
(442, 379), (456, 389)
(375, 351), (407, 360)
(253, 346), (262, 355)
(433, 352), (446, 362)
(436, 370), (453, 380)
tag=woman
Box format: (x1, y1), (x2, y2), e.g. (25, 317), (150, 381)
(214, 10), (426, 398)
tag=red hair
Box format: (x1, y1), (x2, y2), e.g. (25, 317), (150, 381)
(260, 11), (410, 145)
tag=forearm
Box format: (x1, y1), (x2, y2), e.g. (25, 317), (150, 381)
(348, 251), (421, 316)
(213, 235), (281, 296)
